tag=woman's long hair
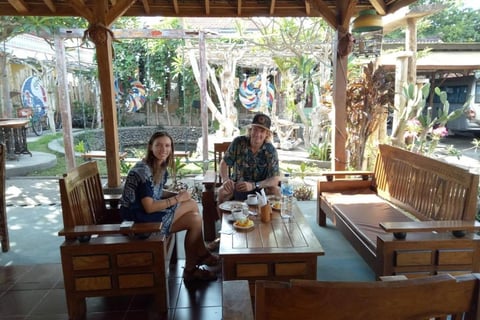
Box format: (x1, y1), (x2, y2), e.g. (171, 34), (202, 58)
(144, 131), (175, 183)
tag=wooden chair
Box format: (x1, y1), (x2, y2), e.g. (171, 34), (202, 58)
(58, 161), (176, 320)
(249, 274), (480, 320)
(202, 141), (231, 241)
(0, 143), (9, 252)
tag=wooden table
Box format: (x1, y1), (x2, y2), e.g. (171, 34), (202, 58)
(219, 203), (324, 292)
(0, 119), (31, 159)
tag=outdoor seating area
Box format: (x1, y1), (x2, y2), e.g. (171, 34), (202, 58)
(1, 172), (377, 319)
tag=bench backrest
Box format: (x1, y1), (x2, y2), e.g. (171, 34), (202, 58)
(59, 161), (111, 229)
(255, 274), (480, 320)
(374, 144), (479, 221)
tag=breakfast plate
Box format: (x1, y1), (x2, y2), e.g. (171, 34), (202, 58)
(270, 200), (282, 211)
(233, 219), (254, 230)
(219, 201), (244, 212)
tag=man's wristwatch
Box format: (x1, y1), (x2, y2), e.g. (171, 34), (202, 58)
(255, 181), (261, 190)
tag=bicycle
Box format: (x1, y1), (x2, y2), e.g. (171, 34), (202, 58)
(17, 106), (49, 136)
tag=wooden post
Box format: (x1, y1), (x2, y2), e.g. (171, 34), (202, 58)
(199, 31), (209, 172)
(54, 34), (75, 171)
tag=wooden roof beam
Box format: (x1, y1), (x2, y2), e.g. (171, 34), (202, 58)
(106, 0), (136, 26)
(7, 0), (28, 13)
(308, 0), (336, 28)
(388, 0), (418, 14)
(141, 0), (151, 15)
(43, 0), (56, 12)
(270, 0), (276, 15)
(305, 0), (311, 16)
(173, 0), (179, 15)
(70, 0), (95, 23)
(205, 0), (210, 15)
(369, 0), (387, 15)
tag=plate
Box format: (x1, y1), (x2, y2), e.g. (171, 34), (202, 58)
(219, 201), (244, 212)
(270, 200), (282, 211)
(233, 219), (254, 230)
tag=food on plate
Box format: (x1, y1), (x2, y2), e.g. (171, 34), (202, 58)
(271, 201), (281, 210)
(234, 219), (254, 228)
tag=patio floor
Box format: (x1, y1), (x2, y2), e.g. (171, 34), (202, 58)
(1, 177), (375, 319)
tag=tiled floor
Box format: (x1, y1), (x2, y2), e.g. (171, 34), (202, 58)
(0, 260), (223, 320)
(2, 178), (376, 319)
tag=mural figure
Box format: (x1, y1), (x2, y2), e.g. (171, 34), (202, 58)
(238, 74), (274, 111)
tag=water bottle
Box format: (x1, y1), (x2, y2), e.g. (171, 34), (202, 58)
(281, 173), (294, 219)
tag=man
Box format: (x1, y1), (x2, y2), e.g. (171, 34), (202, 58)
(217, 113), (281, 208)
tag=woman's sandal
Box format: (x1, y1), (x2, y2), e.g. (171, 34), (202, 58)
(198, 253), (220, 267)
(184, 267), (217, 282)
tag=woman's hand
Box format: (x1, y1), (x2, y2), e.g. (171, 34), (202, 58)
(175, 190), (191, 203)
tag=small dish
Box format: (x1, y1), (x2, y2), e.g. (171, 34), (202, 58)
(270, 200), (282, 211)
(244, 199), (258, 206)
(233, 219), (254, 230)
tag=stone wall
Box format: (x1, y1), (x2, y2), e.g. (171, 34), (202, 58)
(74, 126), (203, 152)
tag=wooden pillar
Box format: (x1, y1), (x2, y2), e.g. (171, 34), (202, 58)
(54, 35), (75, 171)
(332, 29), (348, 171)
(406, 18), (417, 84)
(199, 31), (209, 172)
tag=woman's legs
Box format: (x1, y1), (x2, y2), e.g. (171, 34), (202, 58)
(170, 199), (215, 272)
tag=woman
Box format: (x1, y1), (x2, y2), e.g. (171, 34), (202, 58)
(120, 131), (219, 282)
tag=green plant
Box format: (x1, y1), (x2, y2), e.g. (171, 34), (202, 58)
(74, 140), (86, 153)
(309, 124), (331, 161)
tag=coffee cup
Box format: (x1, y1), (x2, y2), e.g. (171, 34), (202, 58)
(232, 208), (246, 222)
(247, 194), (258, 205)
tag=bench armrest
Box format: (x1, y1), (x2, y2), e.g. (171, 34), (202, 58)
(380, 220), (480, 239)
(321, 170), (374, 181)
(58, 222), (162, 238)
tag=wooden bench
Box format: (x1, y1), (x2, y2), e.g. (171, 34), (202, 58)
(224, 273), (480, 319)
(317, 144), (480, 278)
(57, 161), (176, 320)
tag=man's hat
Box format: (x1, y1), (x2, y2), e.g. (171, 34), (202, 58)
(251, 113), (271, 131)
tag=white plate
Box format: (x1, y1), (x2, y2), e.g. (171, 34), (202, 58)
(219, 201), (244, 212)
(233, 220), (254, 230)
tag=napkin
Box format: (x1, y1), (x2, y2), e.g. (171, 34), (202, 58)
(256, 189), (267, 207)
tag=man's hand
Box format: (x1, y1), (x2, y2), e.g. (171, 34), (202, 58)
(235, 181), (253, 193)
(223, 179), (235, 194)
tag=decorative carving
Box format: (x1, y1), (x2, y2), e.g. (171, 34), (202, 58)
(338, 32), (355, 57)
(83, 23), (116, 45)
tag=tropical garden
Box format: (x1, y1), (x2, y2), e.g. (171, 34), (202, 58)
(0, 0), (479, 193)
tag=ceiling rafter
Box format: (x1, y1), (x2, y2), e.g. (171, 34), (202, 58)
(308, 0), (336, 27)
(43, 0), (56, 12)
(270, 0), (276, 15)
(172, 0), (179, 15)
(7, 0), (28, 13)
(69, 0), (94, 23)
(369, 0), (387, 15)
(106, 0), (137, 25)
(205, 0), (210, 15)
(141, 0), (151, 14)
